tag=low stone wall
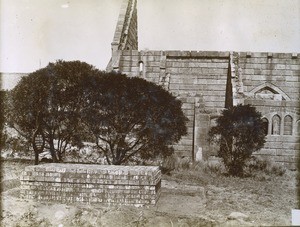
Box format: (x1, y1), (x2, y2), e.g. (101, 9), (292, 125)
(20, 164), (161, 207)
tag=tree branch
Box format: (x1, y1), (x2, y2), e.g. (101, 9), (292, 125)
(121, 143), (147, 164)
(96, 138), (111, 165)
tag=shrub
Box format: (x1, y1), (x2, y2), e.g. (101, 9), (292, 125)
(160, 154), (177, 174)
(245, 156), (269, 171)
(209, 104), (266, 177)
(202, 161), (225, 174)
(266, 162), (286, 176)
(244, 156), (286, 177)
(178, 158), (191, 170)
(160, 156), (191, 174)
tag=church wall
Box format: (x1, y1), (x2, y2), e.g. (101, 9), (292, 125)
(115, 50), (300, 167)
(239, 52), (300, 169)
(108, 0), (299, 168)
(114, 50), (230, 159)
(239, 52), (300, 100)
(247, 99), (299, 169)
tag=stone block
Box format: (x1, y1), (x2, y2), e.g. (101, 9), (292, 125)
(276, 149), (295, 156)
(267, 52), (273, 58)
(166, 51), (188, 57)
(251, 52), (268, 58)
(244, 69), (255, 74)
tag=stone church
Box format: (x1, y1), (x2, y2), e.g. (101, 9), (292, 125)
(106, 0), (300, 169)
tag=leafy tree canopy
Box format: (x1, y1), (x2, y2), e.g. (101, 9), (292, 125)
(209, 104), (266, 176)
(8, 60), (187, 165)
(82, 73), (187, 165)
(9, 60), (104, 163)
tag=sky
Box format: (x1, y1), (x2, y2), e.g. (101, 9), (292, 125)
(1, 0), (300, 75)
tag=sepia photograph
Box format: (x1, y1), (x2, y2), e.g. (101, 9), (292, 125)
(1, 0), (300, 226)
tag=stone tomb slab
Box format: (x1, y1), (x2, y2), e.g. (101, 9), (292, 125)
(20, 163), (161, 207)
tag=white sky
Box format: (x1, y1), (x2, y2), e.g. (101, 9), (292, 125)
(1, 0), (300, 74)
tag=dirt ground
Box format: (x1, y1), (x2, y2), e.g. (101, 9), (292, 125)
(1, 159), (297, 226)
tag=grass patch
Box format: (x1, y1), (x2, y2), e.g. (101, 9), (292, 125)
(161, 155), (288, 181)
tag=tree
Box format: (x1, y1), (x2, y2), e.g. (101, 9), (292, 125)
(82, 73), (187, 165)
(9, 60), (104, 164)
(208, 104), (266, 176)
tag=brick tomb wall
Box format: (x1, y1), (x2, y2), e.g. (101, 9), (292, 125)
(20, 164), (161, 207)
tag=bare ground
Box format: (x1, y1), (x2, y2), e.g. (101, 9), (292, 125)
(1, 159), (297, 226)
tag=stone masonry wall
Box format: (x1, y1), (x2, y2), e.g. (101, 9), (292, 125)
(108, 0), (300, 167)
(165, 51), (229, 158)
(110, 50), (230, 158)
(236, 52), (300, 169)
(20, 164), (161, 207)
(240, 52), (300, 100)
(111, 49), (300, 167)
(245, 99), (299, 169)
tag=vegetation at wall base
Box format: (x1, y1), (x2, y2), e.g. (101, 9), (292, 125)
(208, 104), (266, 177)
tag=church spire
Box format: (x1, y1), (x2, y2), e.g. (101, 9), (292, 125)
(111, 0), (138, 51)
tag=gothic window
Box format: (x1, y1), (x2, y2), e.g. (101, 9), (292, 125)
(262, 118), (269, 135)
(283, 115), (293, 135)
(271, 115), (281, 135)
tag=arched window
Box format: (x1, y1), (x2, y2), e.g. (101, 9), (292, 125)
(283, 115), (293, 135)
(262, 118), (269, 135)
(272, 115), (281, 135)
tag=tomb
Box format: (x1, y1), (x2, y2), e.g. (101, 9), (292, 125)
(20, 163), (161, 207)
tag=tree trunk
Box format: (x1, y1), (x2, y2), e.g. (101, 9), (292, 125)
(49, 139), (58, 162)
(34, 150), (39, 165)
(57, 150), (63, 162)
